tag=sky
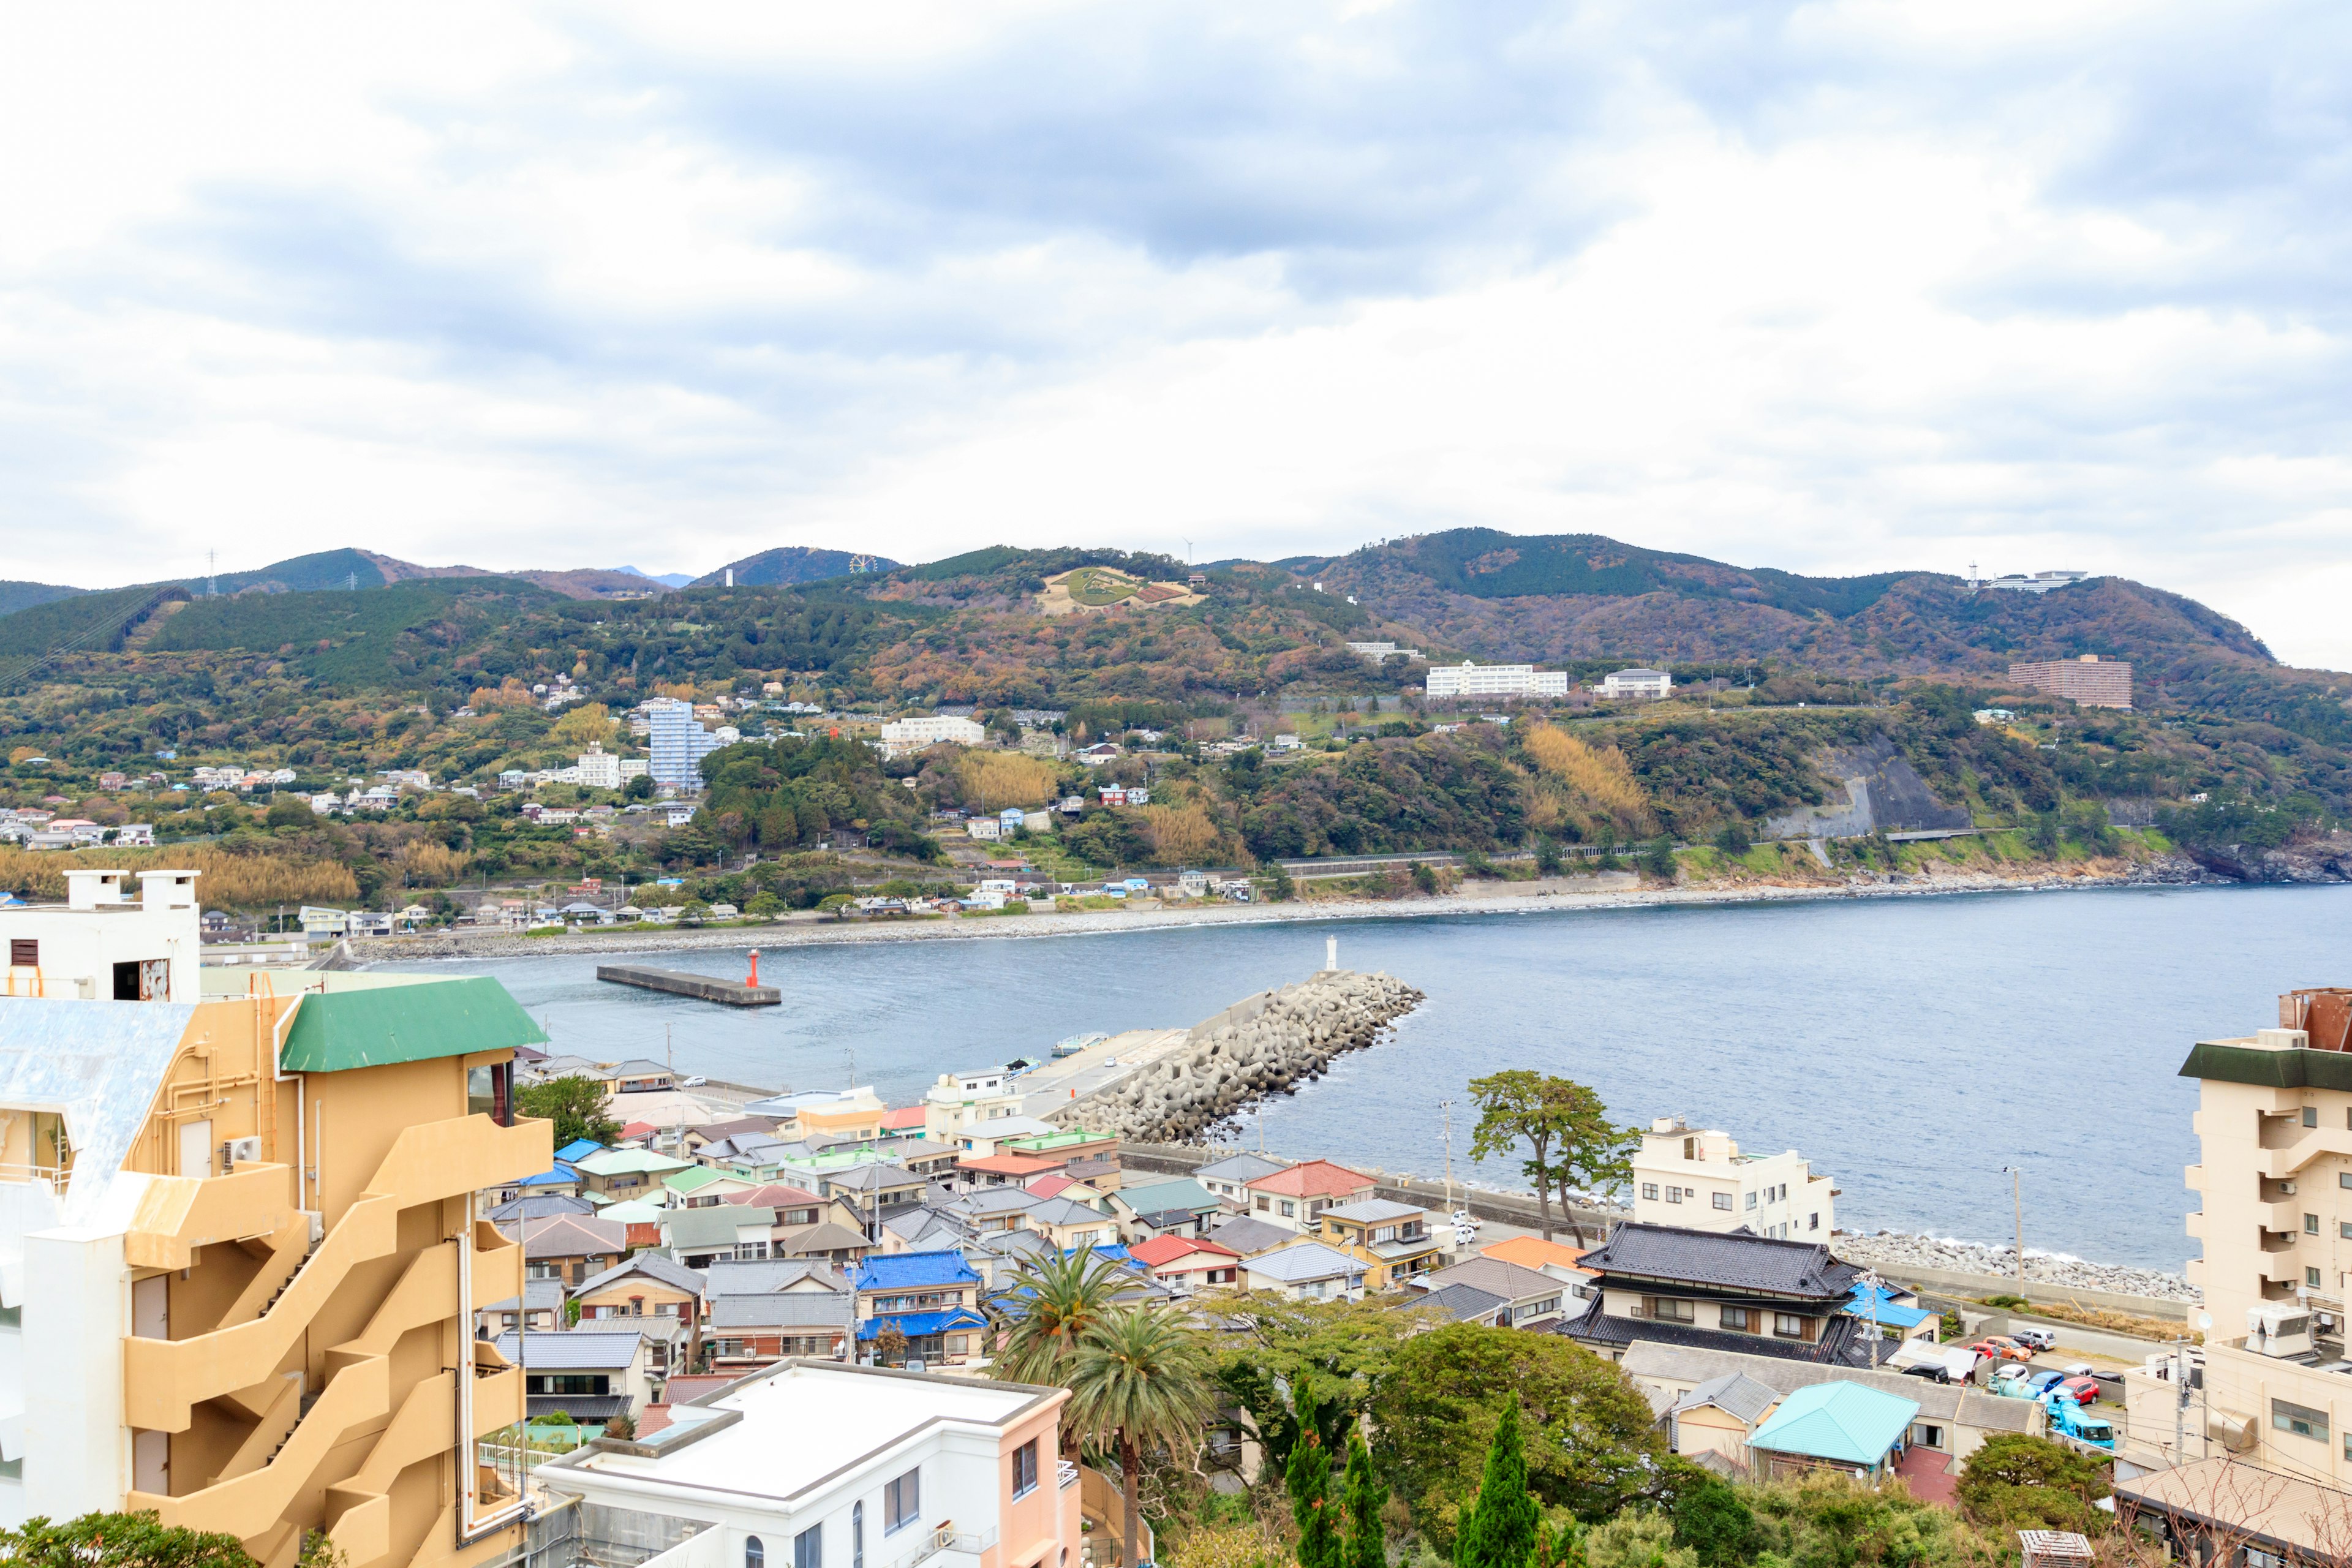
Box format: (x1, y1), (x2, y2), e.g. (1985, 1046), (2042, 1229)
(4, 2), (2351, 667)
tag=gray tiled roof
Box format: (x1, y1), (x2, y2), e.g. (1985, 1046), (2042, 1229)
(702, 1257), (846, 1295)
(1324, 1198), (1423, 1225)
(1420, 1257), (1563, 1305)
(1246, 1242), (1363, 1284)
(774, 1221), (870, 1257)
(1618, 1341), (2041, 1434)
(513, 1215), (626, 1259)
(1196, 1153), (1292, 1185)
(494, 1329), (646, 1369)
(1023, 1196), (1110, 1227)
(1577, 1223), (1858, 1300)
(1670, 1371), (1781, 1425)
(484, 1194), (595, 1223)
(823, 1163), (922, 1193)
(709, 1291), (854, 1330)
(954, 1188), (1042, 1218)
(665, 1207), (775, 1250)
(1207, 1215), (1295, 1256)
(573, 1251), (707, 1298)
(479, 1278), (568, 1314)
(1398, 1283), (1505, 1322)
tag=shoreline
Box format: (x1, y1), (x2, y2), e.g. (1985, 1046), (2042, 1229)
(353, 857), (2225, 964)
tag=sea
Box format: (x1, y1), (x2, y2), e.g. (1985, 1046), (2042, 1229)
(382, 884), (2352, 1270)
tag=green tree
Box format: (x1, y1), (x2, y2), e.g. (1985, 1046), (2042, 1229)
(1343, 1430), (1388, 1568)
(998, 1248), (1134, 1451)
(1069, 1306), (1218, 1568)
(1287, 1416), (1341, 1568)
(1581, 1513), (1692, 1568)
(1711, 821), (1751, 858)
(1533, 837), (1563, 876)
(265, 794), (312, 829)
(0, 1513), (256, 1568)
(513, 1074), (619, 1148)
(1466, 1071), (1635, 1243)
(1954, 1433), (2111, 1535)
(1638, 839), (1676, 882)
(1453, 1398), (1540, 1568)
(1369, 1324), (1662, 1539)
(1269, 867), (1295, 902)
(1655, 1462), (1754, 1568)
(1410, 861), (1439, 895)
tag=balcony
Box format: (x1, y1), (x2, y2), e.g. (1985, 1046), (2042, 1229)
(124, 1164), (297, 1272)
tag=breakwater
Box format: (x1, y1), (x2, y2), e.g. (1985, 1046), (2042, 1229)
(595, 962), (780, 1006)
(1047, 968), (1424, 1142)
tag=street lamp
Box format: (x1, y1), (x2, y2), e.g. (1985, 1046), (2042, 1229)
(2000, 1166), (2024, 1298)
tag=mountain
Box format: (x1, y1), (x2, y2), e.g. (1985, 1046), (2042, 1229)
(0, 580), (85, 619)
(695, 546), (900, 588)
(620, 566), (695, 589)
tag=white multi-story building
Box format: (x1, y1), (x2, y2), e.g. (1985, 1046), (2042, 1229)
(922, 1070), (1029, 1139)
(577, 745), (623, 790)
(1630, 1117), (1836, 1241)
(646, 698), (721, 788)
(1599, 668), (1673, 701)
(1424, 662), (1570, 699)
(879, 716), (987, 760)
(0, 869), (200, 1002)
(1346, 642), (1423, 664)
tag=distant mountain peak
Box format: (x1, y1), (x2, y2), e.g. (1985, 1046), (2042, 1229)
(617, 565), (695, 589)
(693, 546), (900, 589)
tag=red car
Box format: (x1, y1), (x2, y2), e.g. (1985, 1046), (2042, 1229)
(2057, 1376), (2100, 1404)
(1969, 1337), (2035, 1363)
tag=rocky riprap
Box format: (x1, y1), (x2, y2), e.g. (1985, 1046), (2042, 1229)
(1052, 970), (1425, 1142)
(1833, 1229), (2200, 1304)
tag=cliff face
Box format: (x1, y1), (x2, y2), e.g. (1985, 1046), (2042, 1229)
(1049, 969), (1425, 1142)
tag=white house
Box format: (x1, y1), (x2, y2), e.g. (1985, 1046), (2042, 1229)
(539, 1360), (1085, 1568)
(1630, 1117), (1837, 1240)
(1599, 668), (1673, 701)
(879, 716), (986, 760)
(1424, 662), (1569, 699)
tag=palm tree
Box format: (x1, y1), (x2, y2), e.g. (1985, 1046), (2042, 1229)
(997, 1247), (1131, 1400)
(1068, 1305), (1217, 1568)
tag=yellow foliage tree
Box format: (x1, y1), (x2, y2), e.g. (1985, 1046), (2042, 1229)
(0, 846), (358, 908)
(957, 751), (1059, 810)
(1140, 804), (1223, 866)
(550, 702), (619, 750)
(1520, 725), (1654, 837)
(396, 840), (470, 885)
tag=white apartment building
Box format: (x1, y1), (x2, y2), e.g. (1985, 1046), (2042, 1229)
(880, 716), (987, 760)
(1424, 662), (1570, 699)
(1599, 668), (1673, 701)
(1346, 642), (1422, 664)
(1630, 1118), (1836, 1240)
(578, 745), (622, 790)
(646, 699), (722, 788)
(923, 1071), (1029, 1139)
(541, 1361), (1084, 1568)
(0, 869), (200, 1002)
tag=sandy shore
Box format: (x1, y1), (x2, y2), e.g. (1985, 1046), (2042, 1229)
(352, 858), (2210, 963)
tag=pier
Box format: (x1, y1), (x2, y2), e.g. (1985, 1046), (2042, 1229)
(595, 963), (780, 1007)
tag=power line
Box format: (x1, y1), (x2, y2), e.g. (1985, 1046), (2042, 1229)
(0, 586), (178, 694)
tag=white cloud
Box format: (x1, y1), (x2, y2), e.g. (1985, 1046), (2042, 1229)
(2, 0), (2349, 666)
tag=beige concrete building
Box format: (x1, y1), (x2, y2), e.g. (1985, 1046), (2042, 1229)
(0, 958), (551, 1568)
(2008, 654), (2133, 709)
(1632, 1118), (1837, 1240)
(2142, 988), (2352, 1484)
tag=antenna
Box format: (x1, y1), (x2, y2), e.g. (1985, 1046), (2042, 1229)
(207, 550), (218, 598)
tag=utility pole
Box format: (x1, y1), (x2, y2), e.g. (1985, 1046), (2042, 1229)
(1441, 1099), (1456, 1215)
(2002, 1166), (2024, 1297)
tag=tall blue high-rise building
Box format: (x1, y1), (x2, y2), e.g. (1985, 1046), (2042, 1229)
(645, 698), (718, 788)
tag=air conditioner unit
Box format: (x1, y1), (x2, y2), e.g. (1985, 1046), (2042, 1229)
(225, 1136), (263, 1167)
(2248, 1303), (2314, 1359)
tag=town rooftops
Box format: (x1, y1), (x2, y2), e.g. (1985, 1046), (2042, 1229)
(665, 1207), (775, 1249)
(775, 1221), (872, 1258)
(880, 1107), (929, 1131)
(853, 1249), (982, 1292)
(574, 1148), (695, 1178)
(574, 1252), (707, 1298)
(1746, 1381), (1919, 1465)
(958, 1153), (1064, 1178)
(486, 1194), (594, 1223)
(729, 1183), (824, 1210)
(1207, 1215), (1297, 1256)
(704, 1258), (848, 1295)
(1400, 1283), (1506, 1323)
(494, 1327), (647, 1370)
(1419, 1257), (1561, 1303)
(554, 1138), (606, 1164)
(1613, 1343), (2031, 1424)
(1576, 1222), (1859, 1300)
(277, 974), (548, 1073)
(955, 1188), (1043, 1218)
(1324, 1198), (1422, 1226)
(514, 1215), (625, 1259)
(821, 1163), (924, 1192)
(1245, 1159), (1374, 1198)
(1481, 1235), (1599, 1276)
(1246, 1241), (1366, 1284)
(1128, 1235), (1240, 1268)
(709, 1293), (855, 1331)
(1118, 1177), (1219, 1215)
(1670, 1372), (1782, 1427)
(1196, 1152), (1292, 1186)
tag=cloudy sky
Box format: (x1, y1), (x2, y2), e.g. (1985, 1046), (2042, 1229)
(5, 2), (2350, 665)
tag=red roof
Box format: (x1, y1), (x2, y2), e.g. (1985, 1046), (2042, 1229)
(1026, 1174), (1077, 1199)
(729, 1183), (823, 1208)
(881, 1107), (929, 1131)
(958, 1152), (1064, 1177)
(620, 1121), (658, 1139)
(1130, 1235), (1242, 1268)
(1244, 1159), (1375, 1199)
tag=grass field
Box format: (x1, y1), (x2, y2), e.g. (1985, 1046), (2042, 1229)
(1065, 567), (1144, 606)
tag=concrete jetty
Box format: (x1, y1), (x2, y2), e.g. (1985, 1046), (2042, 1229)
(596, 963), (781, 1007)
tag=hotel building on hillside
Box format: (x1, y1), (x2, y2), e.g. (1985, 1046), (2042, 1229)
(1423, 662), (1570, 700)
(646, 697), (723, 788)
(0, 869), (552, 1568)
(2007, 655), (2133, 710)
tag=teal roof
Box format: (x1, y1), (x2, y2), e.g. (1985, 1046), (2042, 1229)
(1747, 1381), (1920, 1466)
(1119, 1177), (1219, 1215)
(1844, 1284), (1934, 1330)
(278, 976), (546, 1073)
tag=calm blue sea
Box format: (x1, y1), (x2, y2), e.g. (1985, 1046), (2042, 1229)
(384, 884), (2352, 1270)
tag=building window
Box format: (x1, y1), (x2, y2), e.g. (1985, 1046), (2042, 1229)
(1809, 1213), (1820, 1231)
(2304, 1107), (2320, 1128)
(1911, 1423), (1945, 1450)
(1712, 1193), (1733, 1211)
(1773, 1313), (1806, 1339)
(853, 1505), (864, 1568)
(2309, 1215), (2322, 1235)
(885, 1468), (921, 1533)
(794, 1528), (822, 1568)
(2340, 1172), (2352, 1190)
(1280, 1201), (1295, 1218)
(1665, 1186), (1683, 1204)
(2274, 1399), (2329, 1442)
(1014, 1438), (1039, 1498)
(1744, 1191), (1757, 1211)
(1642, 1183), (1659, 1200)
(1256, 1196), (1270, 1212)
(2310, 1268), (2325, 1289)
(747, 1539), (764, 1568)
(1643, 1297), (1695, 1324)
(1721, 1306), (1753, 1332)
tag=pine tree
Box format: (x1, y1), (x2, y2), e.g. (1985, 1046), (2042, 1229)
(1287, 1402), (1341, 1568)
(1343, 1430), (1389, 1568)
(1453, 1398), (1540, 1568)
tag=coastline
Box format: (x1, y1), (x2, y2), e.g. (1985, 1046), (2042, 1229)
(353, 855), (2221, 963)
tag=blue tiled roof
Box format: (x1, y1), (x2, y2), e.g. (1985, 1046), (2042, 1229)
(853, 1249), (982, 1292)
(519, 1161), (578, 1188)
(555, 1139), (606, 1164)
(1844, 1284), (1934, 1330)
(855, 1306), (989, 1340)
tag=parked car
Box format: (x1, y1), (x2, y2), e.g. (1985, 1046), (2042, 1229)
(2059, 1362), (2095, 1379)
(2011, 1326), (2059, 1352)
(2057, 1375), (2101, 1405)
(1991, 1364), (2035, 1384)
(1901, 1363), (1952, 1384)
(2025, 1369), (2069, 1395)
(1970, 1337), (2035, 1362)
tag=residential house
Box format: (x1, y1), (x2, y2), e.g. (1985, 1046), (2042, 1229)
(573, 1253), (707, 1331)
(1745, 1382), (1920, 1483)
(575, 1147), (696, 1200)
(1631, 1117), (1837, 1241)
(665, 1205), (778, 1268)
(772, 1218), (875, 1267)
(494, 1325), (658, 1427)
(478, 1278), (567, 1336)
(945, 1186), (1043, 1235)
(950, 1116), (1069, 1158)
(1243, 1241), (1368, 1302)
(921, 1067), (1031, 1139)
(598, 1199), (669, 1250)
(1242, 1159), (1377, 1232)
(665, 1165), (760, 1208)
(1128, 1235), (1243, 1295)
(1480, 1234), (1600, 1296)
(954, 1152), (1067, 1191)
(1396, 1284), (1508, 1327)
(853, 1251), (990, 1368)
(1207, 1214), (1298, 1258)
(744, 1085), (889, 1143)
(1411, 1257), (1569, 1328)
(1562, 1223), (1885, 1368)
(708, 1291), (856, 1370)
(1319, 1199), (1448, 1290)
(1111, 1178), (1224, 1243)
(1019, 1196), (1120, 1253)
(518, 1215), (628, 1286)
(683, 1115), (783, 1159)
(704, 1257), (850, 1297)
(726, 1182), (833, 1227)
(821, 1162), (931, 1240)
(486, 1192), (596, 1225)
(1196, 1151), (1292, 1205)
(535, 1360), (1084, 1568)
(880, 1205), (974, 1257)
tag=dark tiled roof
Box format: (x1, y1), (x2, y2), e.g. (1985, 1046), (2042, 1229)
(526, 1393), (631, 1420)
(1562, 1293), (1884, 1368)
(1400, 1283), (1506, 1322)
(709, 1291), (854, 1330)
(494, 1329), (646, 1369)
(1577, 1223), (1858, 1300)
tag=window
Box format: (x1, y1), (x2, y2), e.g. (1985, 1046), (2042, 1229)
(2310, 1268), (2325, 1289)
(1911, 1423), (1945, 1450)
(2340, 1172), (2352, 1189)
(1809, 1213), (1820, 1231)
(1667, 1186), (1685, 1204)
(853, 1505), (864, 1568)
(795, 1526), (822, 1568)
(1773, 1313), (1806, 1339)
(1641, 1183), (1658, 1200)
(1013, 1438), (1039, 1498)
(1721, 1306), (1753, 1332)
(1744, 1191), (1757, 1211)
(1280, 1201), (1295, 1218)
(2305, 1107), (2320, 1128)
(467, 1063), (513, 1126)
(747, 1539), (765, 1568)
(885, 1468), (921, 1533)
(1642, 1296), (1694, 1323)
(1712, 1193), (1733, 1212)
(2308, 1214), (2322, 1234)
(2274, 1399), (2329, 1442)
(1256, 1196), (1270, 1212)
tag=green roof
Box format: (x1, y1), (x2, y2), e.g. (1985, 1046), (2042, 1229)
(2180, 1041), (2352, 1090)
(1005, 1128), (1110, 1153)
(575, 1148), (693, 1177)
(278, 975), (546, 1074)
(1747, 1381), (1919, 1466)
(666, 1205), (774, 1248)
(665, 1166), (732, 1194)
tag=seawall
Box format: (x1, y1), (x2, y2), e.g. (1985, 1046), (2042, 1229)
(1047, 970), (1424, 1142)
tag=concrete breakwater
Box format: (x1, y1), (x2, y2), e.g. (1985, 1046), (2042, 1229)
(1831, 1230), (2199, 1308)
(1046, 969), (1425, 1142)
